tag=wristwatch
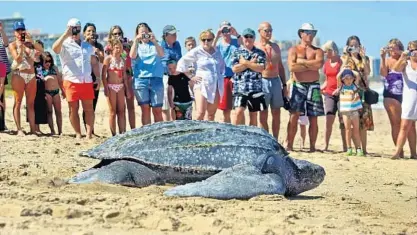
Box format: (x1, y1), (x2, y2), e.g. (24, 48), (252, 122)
(236, 34), (241, 39)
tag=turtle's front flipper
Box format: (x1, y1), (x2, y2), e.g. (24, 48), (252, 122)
(164, 164), (286, 200)
(68, 160), (160, 187)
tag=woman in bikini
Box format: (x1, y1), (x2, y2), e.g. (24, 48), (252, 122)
(43, 52), (64, 135)
(9, 21), (43, 136)
(102, 38), (131, 136)
(107, 25), (135, 130)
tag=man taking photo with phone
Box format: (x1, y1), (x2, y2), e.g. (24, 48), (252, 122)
(52, 18), (100, 140)
(212, 21), (243, 123)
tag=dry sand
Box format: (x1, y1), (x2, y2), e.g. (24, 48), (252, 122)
(0, 91), (416, 235)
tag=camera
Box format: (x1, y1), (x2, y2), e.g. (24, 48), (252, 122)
(221, 27), (230, 34)
(122, 37), (128, 43)
(142, 34), (151, 39)
(347, 47), (358, 53)
(92, 34), (98, 40)
(20, 33), (26, 42)
(71, 27), (80, 35)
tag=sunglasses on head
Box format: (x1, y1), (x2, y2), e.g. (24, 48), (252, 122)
(244, 35), (254, 39)
(201, 38), (213, 42)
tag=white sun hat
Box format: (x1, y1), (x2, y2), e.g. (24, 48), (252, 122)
(297, 23), (317, 38)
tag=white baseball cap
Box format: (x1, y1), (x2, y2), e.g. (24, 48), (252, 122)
(297, 23), (317, 38)
(67, 18), (81, 27)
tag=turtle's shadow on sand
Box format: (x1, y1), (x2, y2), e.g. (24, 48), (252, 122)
(286, 195), (324, 201)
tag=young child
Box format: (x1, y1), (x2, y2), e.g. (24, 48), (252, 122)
(102, 38), (131, 136)
(167, 60), (193, 120)
(335, 69), (364, 156)
(285, 73), (309, 149)
(184, 37), (197, 107)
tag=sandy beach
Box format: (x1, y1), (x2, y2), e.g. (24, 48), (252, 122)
(0, 90), (416, 235)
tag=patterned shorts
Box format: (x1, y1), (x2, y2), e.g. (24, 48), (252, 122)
(289, 81), (324, 117)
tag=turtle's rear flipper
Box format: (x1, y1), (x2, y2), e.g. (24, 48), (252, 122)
(164, 164), (285, 200)
(68, 160), (160, 187)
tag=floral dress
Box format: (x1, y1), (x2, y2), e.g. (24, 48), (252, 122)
(339, 54), (374, 131)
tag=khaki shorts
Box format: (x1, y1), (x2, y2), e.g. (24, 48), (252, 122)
(340, 110), (360, 120)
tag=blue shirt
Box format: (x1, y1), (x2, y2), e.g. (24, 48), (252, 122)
(133, 41), (164, 79)
(161, 40), (182, 74)
(217, 38), (239, 77)
(231, 46), (266, 95)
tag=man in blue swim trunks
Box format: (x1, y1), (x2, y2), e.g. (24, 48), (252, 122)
(286, 23), (325, 152)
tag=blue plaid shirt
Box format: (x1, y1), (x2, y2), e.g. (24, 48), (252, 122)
(231, 46), (265, 95)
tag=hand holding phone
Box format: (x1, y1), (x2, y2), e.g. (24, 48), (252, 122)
(20, 33), (26, 42)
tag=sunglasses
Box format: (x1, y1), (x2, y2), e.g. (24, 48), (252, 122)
(201, 38), (213, 42)
(112, 32), (122, 36)
(409, 49), (417, 56)
(302, 30), (316, 35)
(263, 29), (273, 33)
(244, 35), (254, 39)
(45, 60), (52, 63)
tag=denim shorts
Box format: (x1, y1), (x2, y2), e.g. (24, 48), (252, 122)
(133, 77), (164, 107)
(262, 77), (284, 109)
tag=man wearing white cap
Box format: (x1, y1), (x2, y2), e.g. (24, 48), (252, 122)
(212, 21), (242, 123)
(286, 22), (324, 152)
(52, 18), (100, 140)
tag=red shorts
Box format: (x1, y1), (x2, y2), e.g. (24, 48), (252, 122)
(63, 80), (95, 102)
(218, 77), (233, 110)
(0, 62), (6, 78)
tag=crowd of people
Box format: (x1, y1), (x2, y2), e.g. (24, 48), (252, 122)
(0, 18), (416, 160)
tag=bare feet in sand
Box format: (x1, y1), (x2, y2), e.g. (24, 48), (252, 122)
(17, 130), (25, 136)
(391, 155), (404, 160)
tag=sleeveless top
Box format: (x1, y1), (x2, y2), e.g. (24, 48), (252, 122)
(404, 61), (417, 90)
(383, 70), (403, 96)
(323, 59), (341, 95)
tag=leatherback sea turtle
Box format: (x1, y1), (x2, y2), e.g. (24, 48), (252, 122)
(69, 120), (325, 199)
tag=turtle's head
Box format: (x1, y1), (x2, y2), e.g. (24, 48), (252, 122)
(257, 153), (325, 196)
(287, 158), (326, 196)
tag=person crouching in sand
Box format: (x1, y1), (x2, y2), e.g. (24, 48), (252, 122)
(102, 38), (131, 136)
(167, 60), (193, 120)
